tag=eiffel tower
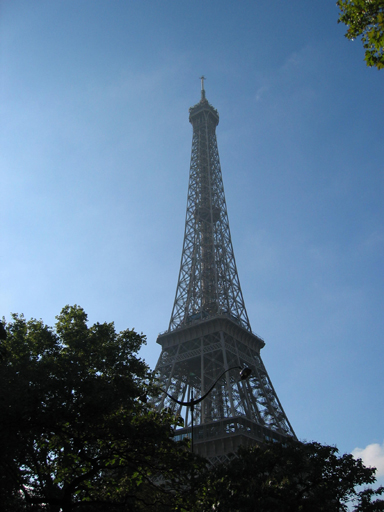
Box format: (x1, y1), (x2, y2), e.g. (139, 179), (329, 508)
(154, 78), (296, 461)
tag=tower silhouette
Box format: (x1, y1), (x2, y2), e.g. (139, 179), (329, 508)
(154, 79), (296, 461)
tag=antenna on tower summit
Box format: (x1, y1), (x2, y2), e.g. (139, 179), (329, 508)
(200, 75), (206, 100)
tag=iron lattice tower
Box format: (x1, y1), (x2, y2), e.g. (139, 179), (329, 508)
(154, 80), (296, 461)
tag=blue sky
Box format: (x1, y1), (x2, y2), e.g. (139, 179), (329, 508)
(1, 0), (383, 485)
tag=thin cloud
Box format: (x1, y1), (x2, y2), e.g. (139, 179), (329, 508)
(352, 442), (384, 477)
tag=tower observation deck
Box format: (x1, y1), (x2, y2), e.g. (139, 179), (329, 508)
(153, 81), (296, 461)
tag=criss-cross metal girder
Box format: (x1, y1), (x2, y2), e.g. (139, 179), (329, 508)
(154, 86), (296, 459)
(169, 93), (250, 333)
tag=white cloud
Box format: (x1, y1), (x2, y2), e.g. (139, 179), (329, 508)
(352, 442), (384, 477)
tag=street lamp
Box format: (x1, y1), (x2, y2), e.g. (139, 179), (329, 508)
(161, 366), (252, 452)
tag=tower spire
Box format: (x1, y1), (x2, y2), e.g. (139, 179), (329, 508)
(200, 75), (206, 101)
(154, 90), (296, 461)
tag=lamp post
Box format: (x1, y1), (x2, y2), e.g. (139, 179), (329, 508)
(161, 366), (252, 453)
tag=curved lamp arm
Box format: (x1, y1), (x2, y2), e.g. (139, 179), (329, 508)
(161, 366), (252, 408)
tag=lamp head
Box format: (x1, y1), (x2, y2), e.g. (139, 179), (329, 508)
(239, 367), (252, 380)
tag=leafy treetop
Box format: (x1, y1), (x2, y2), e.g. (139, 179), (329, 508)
(196, 440), (384, 511)
(0, 305), (203, 512)
(337, 0), (384, 69)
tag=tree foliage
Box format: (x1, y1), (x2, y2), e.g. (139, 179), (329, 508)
(0, 306), (202, 512)
(196, 440), (384, 511)
(337, 0), (384, 69)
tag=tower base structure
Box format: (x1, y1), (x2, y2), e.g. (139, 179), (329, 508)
(174, 417), (292, 462)
(155, 315), (295, 461)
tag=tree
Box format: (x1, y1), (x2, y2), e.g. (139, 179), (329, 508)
(337, 0), (384, 69)
(196, 440), (384, 511)
(0, 306), (203, 512)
